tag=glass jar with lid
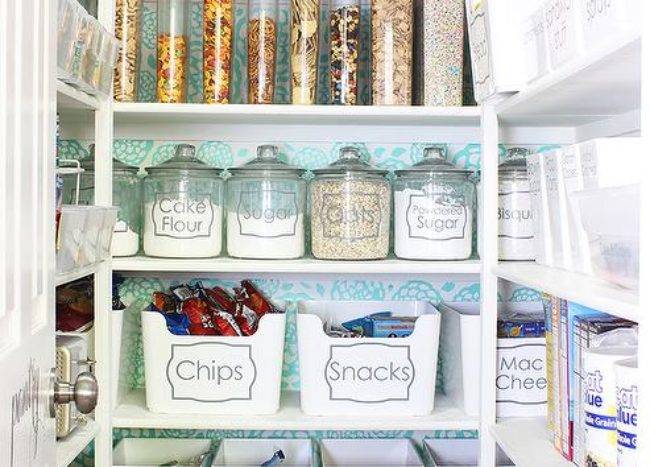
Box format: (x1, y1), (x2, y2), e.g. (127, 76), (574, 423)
(226, 145), (306, 259)
(393, 146), (475, 260)
(143, 144), (224, 258)
(498, 148), (534, 260)
(310, 146), (390, 260)
(61, 144), (142, 257)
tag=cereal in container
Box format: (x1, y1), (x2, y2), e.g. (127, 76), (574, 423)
(156, 0), (190, 103)
(248, 0), (278, 104)
(114, 0), (142, 102)
(290, 0), (320, 104)
(203, 0), (233, 104)
(329, 0), (360, 105)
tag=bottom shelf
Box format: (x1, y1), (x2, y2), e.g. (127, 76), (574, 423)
(490, 418), (572, 467)
(56, 419), (98, 467)
(112, 389), (478, 431)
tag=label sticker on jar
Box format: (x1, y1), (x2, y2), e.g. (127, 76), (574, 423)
(325, 343), (415, 403)
(236, 190), (299, 238)
(405, 192), (468, 241)
(321, 192), (382, 240)
(498, 188), (533, 240)
(166, 342), (256, 403)
(151, 192), (215, 239)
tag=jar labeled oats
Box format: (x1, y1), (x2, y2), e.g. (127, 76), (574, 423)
(371, 0), (413, 105)
(114, 0), (142, 102)
(157, 0), (190, 103)
(248, 0), (278, 104)
(203, 0), (233, 104)
(310, 147), (390, 260)
(290, 0), (320, 104)
(330, 0), (360, 105)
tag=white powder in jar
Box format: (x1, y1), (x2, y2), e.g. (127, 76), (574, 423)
(226, 212), (304, 259)
(111, 220), (139, 257)
(498, 178), (535, 260)
(143, 195), (223, 258)
(394, 188), (472, 260)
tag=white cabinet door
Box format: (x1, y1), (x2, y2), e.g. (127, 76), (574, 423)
(0, 0), (57, 465)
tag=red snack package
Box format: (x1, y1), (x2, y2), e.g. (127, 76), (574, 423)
(212, 311), (243, 336)
(235, 305), (258, 336)
(205, 286), (238, 314)
(182, 298), (218, 335)
(152, 292), (176, 313)
(238, 280), (276, 317)
(188, 323), (218, 336)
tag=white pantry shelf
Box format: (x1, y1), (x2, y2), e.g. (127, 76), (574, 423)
(113, 389), (477, 431)
(497, 34), (640, 129)
(112, 256), (482, 275)
(55, 263), (102, 287)
(56, 420), (98, 467)
(494, 262), (639, 322)
(56, 80), (100, 111)
(490, 418), (572, 467)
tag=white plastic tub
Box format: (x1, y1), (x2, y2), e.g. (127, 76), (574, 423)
(296, 301), (440, 416)
(141, 310), (286, 414)
(213, 439), (317, 466)
(573, 184), (640, 289)
(320, 439), (424, 466)
(113, 438), (213, 466)
(422, 438), (513, 466)
(56, 205), (88, 273)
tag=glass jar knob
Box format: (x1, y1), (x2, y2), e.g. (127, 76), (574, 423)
(340, 146), (360, 160)
(257, 144), (279, 159)
(176, 143), (196, 159)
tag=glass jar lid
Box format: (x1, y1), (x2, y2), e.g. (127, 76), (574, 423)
(312, 146), (388, 176)
(499, 147), (530, 174)
(80, 144), (139, 174)
(395, 146), (472, 177)
(146, 144), (221, 175)
(229, 145), (305, 176)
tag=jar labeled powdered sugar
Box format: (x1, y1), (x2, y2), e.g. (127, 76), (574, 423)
(498, 149), (534, 260)
(393, 146), (475, 260)
(310, 146), (390, 260)
(143, 144), (223, 258)
(226, 145), (306, 259)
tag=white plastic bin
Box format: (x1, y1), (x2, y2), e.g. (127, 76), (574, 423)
(296, 301), (440, 416)
(141, 310), (286, 414)
(56, 205), (88, 273)
(421, 438), (513, 466)
(320, 439), (424, 466)
(213, 439), (318, 466)
(113, 438), (213, 466)
(438, 302), (481, 417)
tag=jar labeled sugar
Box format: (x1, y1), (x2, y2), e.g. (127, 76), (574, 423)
(226, 145), (306, 259)
(310, 147), (390, 260)
(394, 146), (475, 260)
(498, 149), (534, 260)
(143, 144), (223, 258)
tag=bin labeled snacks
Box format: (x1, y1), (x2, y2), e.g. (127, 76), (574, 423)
(248, 0), (278, 104)
(297, 300), (440, 416)
(310, 147), (390, 260)
(226, 145), (306, 259)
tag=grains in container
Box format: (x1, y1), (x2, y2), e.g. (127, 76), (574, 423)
(330, 0), (360, 105)
(203, 0), (233, 104)
(371, 0), (413, 105)
(156, 0), (190, 103)
(290, 0), (320, 104)
(310, 147), (390, 260)
(114, 0), (142, 102)
(248, 0), (278, 104)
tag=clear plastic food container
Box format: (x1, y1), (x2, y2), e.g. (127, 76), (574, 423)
(56, 205), (88, 273)
(69, 10), (95, 88)
(203, 0), (234, 104)
(393, 146), (476, 260)
(574, 184), (640, 290)
(248, 0), (278, 104)
(143, 144), (224, 258)
(157, 0), (190, 103)
(290, 0), (320, 104)
(329, 0), (360, 105)
(114, 0), (143, 102)
(80, 18), (103, 92)
(98, 34), (119, 97)
(226, 145), (307, 259)
(57, 0), (83, 82)
(310, 146), (390, 260)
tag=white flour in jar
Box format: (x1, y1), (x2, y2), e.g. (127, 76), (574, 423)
(498, 178), (534, 260)
(111, 219), (139, 257)
(143, 194), (222, 258)
(394, 188), (472, 260)
(227, 211), (304, 259)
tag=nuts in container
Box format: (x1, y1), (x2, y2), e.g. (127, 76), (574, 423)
(203, 0), (233, 104)
(310, 147), (390, 260)
(329, 0), (360, 105)
(248, 0), (278, 104)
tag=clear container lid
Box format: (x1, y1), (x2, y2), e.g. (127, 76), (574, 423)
(80, 144), (139, 174)
(146, 144), (221, 176)
(395, 146), (472, 177)
(312, 146), (388, 176)
(499, 147), (530, 174)
(229, 145), (305, 177)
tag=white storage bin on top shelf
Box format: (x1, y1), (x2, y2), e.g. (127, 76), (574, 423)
(213, 439), (318, 466)
(141, 310), (286, 414)
(320, 439), (424, 466)
(296, 301), (440, 416)
(113, 438), (213, 467)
